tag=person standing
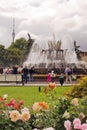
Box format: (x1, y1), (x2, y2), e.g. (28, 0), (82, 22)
(12, 65), (18, 74)
(59, 73), (64, 86)
(0, 66), (3, 74)
(22, 66), (29, 83)
(29, 66), (35, 81)
(47, 72), (51, 82)
(65, 65), (72, 83)
(50, 70), (55, 82)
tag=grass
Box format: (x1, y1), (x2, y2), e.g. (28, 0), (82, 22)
(0, 86), (72, 107)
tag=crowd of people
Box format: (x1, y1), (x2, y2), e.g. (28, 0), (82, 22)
(47, 64), (76, 86)
(0, 65), (35, 83)
(0, 64), (76, 85)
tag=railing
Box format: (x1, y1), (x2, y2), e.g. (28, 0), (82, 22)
(0, 74), (22, 83)
(0, 74), (59, 83)
(0, 74), (86, 85)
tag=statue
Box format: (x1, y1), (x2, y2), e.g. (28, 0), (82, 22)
(28, 33), (31, 39)
(74, 40), (81, 60)
(24, 33), (35, 60)
(56, 40), (62, 50)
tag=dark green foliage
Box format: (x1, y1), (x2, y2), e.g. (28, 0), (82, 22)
(0, 37), (34, 67)
(0, 45), (6, 66)
(5, 48), (22, 66)
(9, 38), (28, 53)
(9, 38), (29, 63)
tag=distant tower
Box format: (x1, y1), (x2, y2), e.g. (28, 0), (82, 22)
(12, 16), (15, 43)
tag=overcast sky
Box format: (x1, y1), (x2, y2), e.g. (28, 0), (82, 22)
(0, 0), (87, 51)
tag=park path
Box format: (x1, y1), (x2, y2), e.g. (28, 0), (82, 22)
(0, 81), (77, 86)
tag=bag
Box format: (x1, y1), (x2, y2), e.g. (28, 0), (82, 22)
(67, 70), (72, 75)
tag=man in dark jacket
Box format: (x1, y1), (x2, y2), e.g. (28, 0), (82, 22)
(22, 66), (29, 83)
(29, 66), (35, 81)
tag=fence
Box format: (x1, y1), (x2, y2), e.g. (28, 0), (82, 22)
(0, 74), (22, 83)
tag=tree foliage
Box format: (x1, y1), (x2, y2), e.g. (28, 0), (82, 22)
(0, 37), (33, 67)
(5, 48), (22, 67)
(0, 44), (6, 66)
(9, 38), (28, 55)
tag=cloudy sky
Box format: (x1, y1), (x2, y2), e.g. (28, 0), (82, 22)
(0, 0), (87, 51)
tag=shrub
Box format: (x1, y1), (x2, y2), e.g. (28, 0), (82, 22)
(65, 77), (87, 98)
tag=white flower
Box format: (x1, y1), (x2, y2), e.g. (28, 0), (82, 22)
(71, 98), (79, 106)
(21, 107), (29, 113)
(3, 94), (8, 100)
(63, 111), (70, 119)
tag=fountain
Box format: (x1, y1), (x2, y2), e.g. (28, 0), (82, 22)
(61, 35), (79, 64)
(23, 34), (87, 75)
(24, 35), (79, 68)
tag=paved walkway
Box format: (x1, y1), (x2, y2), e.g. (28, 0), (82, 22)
(0, 81), (77, 86)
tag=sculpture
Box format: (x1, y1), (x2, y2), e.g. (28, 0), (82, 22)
(74, 40), (81, 60)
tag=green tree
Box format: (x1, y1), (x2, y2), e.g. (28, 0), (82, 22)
(9, 38), (28, 54)
(9, 37), (32, 63)
(0, 36), (34, 67)
(5, 48), (22, 67)
(0, 44), (6, 66)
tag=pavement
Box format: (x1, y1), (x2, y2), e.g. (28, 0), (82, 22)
(0, 81), (77, 86)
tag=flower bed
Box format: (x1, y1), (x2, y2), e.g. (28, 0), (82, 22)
(0, 82), (87, 130)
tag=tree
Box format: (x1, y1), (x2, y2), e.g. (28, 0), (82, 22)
(9, 38), (28, 54)
(9, 37), (33, 63)
(0, 36), (34, 67)
(5, 48), (22, 67)
(0, 45), (6, 66)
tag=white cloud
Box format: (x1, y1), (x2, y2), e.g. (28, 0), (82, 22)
(0, 0), (86, 50)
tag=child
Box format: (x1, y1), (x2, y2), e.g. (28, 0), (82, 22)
(47, 73), (51, 82)
(59, 73), (64, 86)
(50, 70), (55, 82)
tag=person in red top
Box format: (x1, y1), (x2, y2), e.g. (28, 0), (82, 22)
(47, 72), (51, 82)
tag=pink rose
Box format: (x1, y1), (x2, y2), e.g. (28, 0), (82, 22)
(81, 123), (87, 130)
(64, 120), (71, 130)
(73, 118), (81, 125)
(74, 123), (81, 129)
(73, 118), (81, 130)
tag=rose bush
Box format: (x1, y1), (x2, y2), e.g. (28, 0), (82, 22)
(0, 82), (87, 130)
(0, 95), (32, 130)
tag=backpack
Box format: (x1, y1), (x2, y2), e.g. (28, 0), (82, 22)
(67, 70), (72, 75)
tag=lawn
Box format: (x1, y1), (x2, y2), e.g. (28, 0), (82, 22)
(0, 86), (72, 107)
